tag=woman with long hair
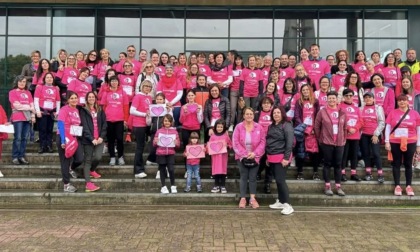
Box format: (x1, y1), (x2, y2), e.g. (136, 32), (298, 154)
(208, 52), (233, 98)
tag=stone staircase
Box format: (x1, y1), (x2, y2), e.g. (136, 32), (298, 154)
(1, 139), (420, 208)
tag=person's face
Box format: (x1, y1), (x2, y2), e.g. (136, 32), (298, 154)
(210, 87), (219, 98)
(264, 57), (272, 67)
(190, 138), (198, 144)
(151, 54), (159, 65)
(349, 74), (358, 84)
(280, 55), (288, 67)
(141, 83), (152, 94)
(119, 54), (126, 61)
(89, 52), (97, 61)
(300, 49), (309, 59)
(273, 59), (281, 68)
(189, 55), (197, 64)
(366, 62), (374, 71)
(327, 56), (335, 66)
(295, 66), (305, 77)
(76, 52), (84, 61)
(190, 64), (199, 74)
(87, 93), (96, 106)
(338, 61), (347, 71)
(17, 79), (27, 89)
(67, 56), (76, 66)
(343, 92), (353, 103)
(163, 118), (172, 128)
(187, 92), (195, 102)
(68, 94), (78, 107)
(243, 109), (254, 122)
(248, 57), (256, 68)
(301, 86), (310, 97)
(79, 70), (89, 80)
(372, 76), (383, 87)
(394, 50), (402, 60)
(139, 50), (147, 61)
(262, 101), (272, 112)
(272, 108), (282, 123)
(123, 63), (133, 73)
(285, 81), (293, 92)
(387, 54), (395, 65)
(127, 47), (136, 58)
(169, 56), (176, 64)
(198, 55), (206, 64)
(364, 96), (374, 105)
(32, 53), (40, 63)
(338, 52), (347, 61)
(407, 50), (416, 61)
(327, 95), (337, 107)
(356, 52), (365, 62)
(288, 56), (296, 67)
(270, 70), (279, 80)
(59, 51), (67, 61)
(371, 53), (380, 63)
(161, 54), (169, 64)
(267, 83), (275, 94)
(110, 79), (119, 89)
(227, 52), (234, 63)
(215, 54), (224, 65)
(402, 78), (411, 90)
(235, 58), (243, 66)
(319, 79), (330, 91)
(101, 51), (109, 60)
(179, 55), (187, 65)
(209, 54), (215, 63)
(165, 67), (173, 77)
(215, 124), (224, 133)
(41, 60), (49, 70)
(310, 46), (320, 58)
(145, 63), (153, 73)
(155, 96), (165, 104)
(107, 71), (116, 79)
(197, 76), (206, 86)
(44, 74), (54, 85)
(398, 99), (408, 109)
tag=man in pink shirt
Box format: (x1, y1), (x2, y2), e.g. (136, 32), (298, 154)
(278, 54), (295, 90)
(302, 44), (331, 90)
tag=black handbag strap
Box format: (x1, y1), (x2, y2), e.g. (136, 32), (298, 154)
(390, 109), (410, 135)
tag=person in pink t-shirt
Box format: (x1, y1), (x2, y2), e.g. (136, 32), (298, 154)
(299, 48), (309, 63)
(400, 76), (417, 109)
(197, 52), (211, 77)
(75, 51), (86, 70)
(229, 55), (245, 131)
(385, 94), (420, 196)
(208, 52), (232, 98)
(239, 55), (264, 108)
(371, 52), (383, 71)
(0, 104), (8, 177)
(301, 44), (330, 90)
(67, 67), (92, 107)
(331, 60), (348, 92)
(294, 63), (314, 91)
(337, 72), (364, 107)
(378, 53), (400, 91)
(352, 50), (367, 76)
(31, 58), (53, 93)
(370, 73), (395, 115)
(92, 48), (114, 92)
(183, 132), (203, 192)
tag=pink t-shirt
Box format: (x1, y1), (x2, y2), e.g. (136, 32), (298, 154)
(100, 88), (129, 122)
(92, 61), (109, 80)
(240, 68), (263, 98)
(198, 64), (211, 77)
(326, 107), (339, 142)
(380, 66), (399, 87)
(77, 60), (86, 70)
(156, 78), (183, 107)
(371, 86), (387, 106)
(314, 90), (328, 109)
(258, 110), (272, 134)
(386, 109), (420, 143)
(186, 76), (197, 89)
(131, 93), (152, 127)
(56, 67), (78, 85)
(231, 66), (243, 91)
(280, 92), (299, 121)
(175, 66), (188, 89)
(296, 78), (310, 91)
(90, 108), (99, 139)
(348, 85), (360, 106)
(360, 105), (378, 136)
(57, 105), (81, 136)
(32, 72), (55, 86)
(9, 89), (33, 122)
(340, 102), (361, 140)
(302, 100), (315, 126)
(118, 73), (138, 102)
(352, 62), (367, 76)
(331, 73), (347, 91)
(261, 66), (270, 86)
(155, 66), (166, 79)
(211, 66), (232, 83)
(301, 59), (330, 90)
(211, 98), (221, 126)
(34, 85), (60, 110)
(278, 67), (295, 90)
(67, 79), (92, 106)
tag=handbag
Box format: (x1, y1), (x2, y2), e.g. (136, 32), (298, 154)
(241, 158), (257, 167)
(284, 93), (295, 112)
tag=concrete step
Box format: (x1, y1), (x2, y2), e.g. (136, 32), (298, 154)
(2, 164), (418, 180)
(0, 177), (419, 195)
(0, 191), (419, 207)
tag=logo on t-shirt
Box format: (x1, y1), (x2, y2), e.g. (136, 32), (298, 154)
(112, 93), (120, 100)
(331, 111), (339, 118)
(200, 68), (207, 73)
(304, 103), (313, 109)
(81, 84), (89, 92)
(70, 70), (77, 77)
(376, 92), (385, 98)
(46, 88), (54, 95)
(281, 71), (286, 77)
(312, 63), (320, 69)
(213, 102), (220, 108)
(124, 77), (132, 83)
(365, 108), (374, 114)
(249, 72), (256, 78)
(20, 93), (28, 99)
(389, 69), (397, 76)
(263, 115), (271, 121)
(346, 107), (355, 113)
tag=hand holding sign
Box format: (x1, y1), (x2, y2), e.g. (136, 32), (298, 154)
(149, 104), (167, 117)
(186, 144), (205, 159)
(208, 140), (227, 155)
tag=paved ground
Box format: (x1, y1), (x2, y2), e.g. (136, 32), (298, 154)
(0, 206), (419, 251)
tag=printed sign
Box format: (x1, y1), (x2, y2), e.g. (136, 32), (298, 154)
(149, 104), (167, 117)
(208, 140), (227, 155)
(186, 144), (205, 159)
(157, 133), (176, 147)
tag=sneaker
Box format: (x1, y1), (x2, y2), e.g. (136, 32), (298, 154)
(18, 157), (29, 165)
(312, 172), (320, 180)
(239, 198), (246, 208)
(102, 145), (108, 154)
(228, 125), (234, 132)
(220, 187), (227, 193)
(269, 199), (285, 210)
(46, 146), (53, 153)
(69, 169), (78, 179)
(0, 171), (4, 178)
(89, 171), (102, 179)
(184, 186), (191, 192)
(85, 182), (100, 192)
(377, 175), (385, 184)
(324, 186), (333, 196)
(109, 157), (116, 166)
(156, 170), (160, 179)
(394, 185), (402, 196)
(118, 156), (125, 166)
(38, 146), (44, 154)
(364, 174), (373, 181)
(291, 158), (296, 167)
(64, 183), (77, 193)
(184, 171), (188, 179)
(249, 198), (260, 209)
(406, 186), (415, 196)
(12, 158), (20, 165)
(351, 174), (362, 182)
(171, 186), (177, 194)
(146, 161), (157, 166)
(125, 134), (131, 142)
(211, 186), (220, 193)
(341, 174), (347, 182)
(197, 185), (202, 193)
(135, 172), (147, 178)
(296, 172), (304, 180)
(161, 186), (169, 194)
(281, 203), (294, 215)
(336, 187), (346, 196)
(357, 160), (365, 168)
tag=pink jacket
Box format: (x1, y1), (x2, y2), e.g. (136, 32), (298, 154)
(232, 122), (266, 163)
(153, 127), (180, 156)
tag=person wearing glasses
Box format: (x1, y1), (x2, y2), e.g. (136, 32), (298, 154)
(136, 60), (160, 99)
(126, 45), (142, 74)
(21, 50), (41, 84)
(84, 50), (98, 85)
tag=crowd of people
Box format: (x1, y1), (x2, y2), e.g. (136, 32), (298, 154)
(3, 44), (420, 215)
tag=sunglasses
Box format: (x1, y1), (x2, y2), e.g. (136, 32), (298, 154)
(123, 65), (132, 67)
(127, 50), (136, 52)
(145, 66), (153, 68)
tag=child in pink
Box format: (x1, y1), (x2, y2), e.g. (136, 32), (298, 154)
(208, 119), (232, 193)
(183, 132), (203, 193)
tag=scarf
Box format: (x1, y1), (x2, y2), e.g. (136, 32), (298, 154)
(161, 75), (177, 89)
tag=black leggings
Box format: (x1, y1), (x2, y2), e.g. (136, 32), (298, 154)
(296, 152), (319, 173)
(360, 134), (382, 170)
(257, 154), (273, 184)
(320, 144), (344, 184)
(159, 163), (175, 187)
(107, 121), (124, 158)
(391, 142), (416, 186)
(270, 162), (289, 204)
(342, 139), (359, 170)
(214, 174), (226, 187)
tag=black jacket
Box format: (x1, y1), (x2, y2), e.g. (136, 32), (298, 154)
(203, 96), (231, 129)
(265, 121), (294, 161)
(80, 106), (107, 145)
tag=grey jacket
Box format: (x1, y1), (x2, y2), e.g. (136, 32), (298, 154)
(265, 121), (294, 161)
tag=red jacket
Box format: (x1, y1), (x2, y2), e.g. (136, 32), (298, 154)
(314, 107), (347, 146)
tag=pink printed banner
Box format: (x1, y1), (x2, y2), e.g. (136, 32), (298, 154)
(207, 140), (227, 155)
(186, 144), (206, 159)
(157, 133), (176, 147)
(149, 104), (167, 117)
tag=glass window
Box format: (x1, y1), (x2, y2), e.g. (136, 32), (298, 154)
(318, 39), (358, 58)
(0, 9), (5, 35)
(7, 37), (50, 59)
(141, 38), (184, 55)
(0, 36), (4, 59)
(53, 9), (95, 36)
(364, 39), (407, 61)
(186, 10), (228, 37)
(319, 11), (362, 38)
(186, 39), (228, 51)
(104, 38), (140, 61)
(274, 11), (317, 38)
(230, 11), (273, 38)
(52, 37), (94, 56)
(8, 8), (51, 35)
(230, 39), (272, 52)
(98, 9), (140, 36)
(364, 11), (407, 38)
(142, 10), (184, 37)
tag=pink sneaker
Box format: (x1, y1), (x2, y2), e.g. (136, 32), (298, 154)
(406, 186), (415, 196)
(394, 185), (402, 196)
(89, 171), (102, 179)
(85, 182), (100, 192)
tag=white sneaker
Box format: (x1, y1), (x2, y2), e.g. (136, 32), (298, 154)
(156, 170), (160, 179)
(0, 171), (4, 178)
(161, 186), (169, 194)
(357, 160), (365, 168)
(146, 161), (157, 166)
(184, 171), (188, 179)
(135, 172), (147, 178)
(171, 186), (177, 194)
(228, 125), (234, 132)
(118, 156), (125, 165)
(109, 157), (116, 166)
(269, 199), (285, 209)
(281, 203), (294, 215)
(291, 158), (296, 167)
(102, 145), (108, 154)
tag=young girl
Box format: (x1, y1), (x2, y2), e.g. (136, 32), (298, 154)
(183, 132), (203, 193)
(153, 114), (180, 194)
(146, 93), (173, 179)
(209, 119), (232, 193)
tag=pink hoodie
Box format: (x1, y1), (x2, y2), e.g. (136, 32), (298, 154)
(153, 127), (180, 156)
(232, 122), (266, 163)
(179, 103), (203, 130)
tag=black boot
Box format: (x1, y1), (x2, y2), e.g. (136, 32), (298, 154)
(38, 146), (44, 154)
(264, 183), (271, 194)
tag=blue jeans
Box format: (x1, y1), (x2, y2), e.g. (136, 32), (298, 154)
(173, 106), (181, 127)
(186, 164), (201, 188)
(221, 88), (229, 98)
(12, 121), (30, 159)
